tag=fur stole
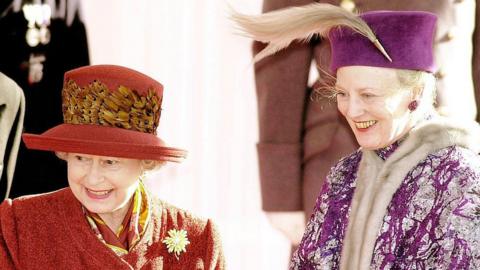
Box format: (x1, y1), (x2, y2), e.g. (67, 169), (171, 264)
(340, 117), (480, 270)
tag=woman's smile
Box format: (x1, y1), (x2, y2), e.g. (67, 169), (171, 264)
(354, 120), (378, 130)
(336, 66), (415, 150)
(85, 187), (114, 200)
(66, 153), (143, 216)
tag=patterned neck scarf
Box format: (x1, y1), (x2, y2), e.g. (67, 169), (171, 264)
(83, 181), (151, 257)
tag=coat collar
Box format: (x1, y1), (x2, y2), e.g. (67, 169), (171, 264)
(58, 188), (166, 269)
(374, 141), (400, 160)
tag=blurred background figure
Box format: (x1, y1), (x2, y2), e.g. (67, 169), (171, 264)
(0, 0), (89, 198)
(252, 0), (480, 256)
(0, 73), (25, 199)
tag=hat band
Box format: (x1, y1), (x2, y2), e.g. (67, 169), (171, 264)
(62, 79), (161, 135)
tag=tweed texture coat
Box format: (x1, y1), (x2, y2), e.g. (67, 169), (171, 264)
(0, 188), (225, 270)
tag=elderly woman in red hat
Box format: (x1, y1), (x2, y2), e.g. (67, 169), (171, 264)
(235, 3), (480, 269)
(0, 65), (225, 269)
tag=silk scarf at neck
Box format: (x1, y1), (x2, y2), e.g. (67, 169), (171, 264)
(83, 181), (151, 257)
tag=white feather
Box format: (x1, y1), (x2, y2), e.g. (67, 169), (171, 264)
(231, 3), (384, 62)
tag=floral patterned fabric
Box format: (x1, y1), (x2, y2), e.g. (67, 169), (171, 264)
(291, 126), (480, 269)
(84, 181), (151, 257)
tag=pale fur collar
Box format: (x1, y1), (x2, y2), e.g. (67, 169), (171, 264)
(340, 117), (480, 270)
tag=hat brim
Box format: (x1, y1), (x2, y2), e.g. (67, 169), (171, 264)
(22, 124), (187, 162)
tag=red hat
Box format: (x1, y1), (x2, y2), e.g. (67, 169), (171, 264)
(22, 65), (187, 162)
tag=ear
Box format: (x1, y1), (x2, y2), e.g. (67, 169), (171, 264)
(55, 152), (68, 160)
(141, 160), (156, 171)
(141, 160), (166, 171)
(411, 85), (424, 101)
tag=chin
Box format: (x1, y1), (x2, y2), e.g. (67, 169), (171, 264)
(82, 201), (113, 214)
(357, 139), (384, 150)
(354, 137), (374, 149)
(360, 145), (379, 150)
(361, 139), (396, 150)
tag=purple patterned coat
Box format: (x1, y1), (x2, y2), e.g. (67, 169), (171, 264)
(291, 118), (480, 269)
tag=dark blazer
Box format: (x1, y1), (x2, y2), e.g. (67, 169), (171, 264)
(0, 2), (90, 198)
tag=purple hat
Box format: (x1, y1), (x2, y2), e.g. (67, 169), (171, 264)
(329, 11), (437, 73)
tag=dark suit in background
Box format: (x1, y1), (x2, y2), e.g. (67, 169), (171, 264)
(0, 0), (90, 198)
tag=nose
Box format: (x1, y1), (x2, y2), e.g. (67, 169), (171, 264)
(85, 162), (104, 186)
(345, 96), (364, 119)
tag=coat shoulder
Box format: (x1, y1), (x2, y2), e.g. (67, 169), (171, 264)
(426, 145), (480, 182)
(150, 197), (219, 238)
(1, 188), (71, 219)
(414, 145), (480, 216)
(327, 149), (362, 184)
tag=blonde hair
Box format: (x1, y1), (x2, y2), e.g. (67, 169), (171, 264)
(311, 67), (337, 101)
(396, 69), (437, 118)
(396, 70), (436, 102)
(141, 160), (166, 171)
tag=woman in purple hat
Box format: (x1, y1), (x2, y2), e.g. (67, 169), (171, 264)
(235, 3), (480, 269)
(0, 65), (225, 269)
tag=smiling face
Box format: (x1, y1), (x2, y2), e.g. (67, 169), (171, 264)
(65, 153), (143, 217)
(335, 66), (415, 150)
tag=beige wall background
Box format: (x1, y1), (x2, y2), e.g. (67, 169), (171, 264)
(82, 0), (291, 268)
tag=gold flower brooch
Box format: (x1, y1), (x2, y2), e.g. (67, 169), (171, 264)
(162, 229), (190, 260)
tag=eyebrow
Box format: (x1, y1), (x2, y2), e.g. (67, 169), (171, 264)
(334, 84), (379, 92)
(334, 84), (347, 91)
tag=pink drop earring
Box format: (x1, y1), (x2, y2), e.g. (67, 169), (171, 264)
(408, 100), (418, 111)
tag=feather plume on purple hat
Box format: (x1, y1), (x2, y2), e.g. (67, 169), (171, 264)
(232, 3), (437, 73)
(330, 11), (437, 73)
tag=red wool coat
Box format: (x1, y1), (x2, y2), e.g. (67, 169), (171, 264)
(0, 188), (225, 269)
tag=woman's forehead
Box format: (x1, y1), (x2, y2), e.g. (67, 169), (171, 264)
(336, 66), (400, 90)
(68, 152), (131, 161)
